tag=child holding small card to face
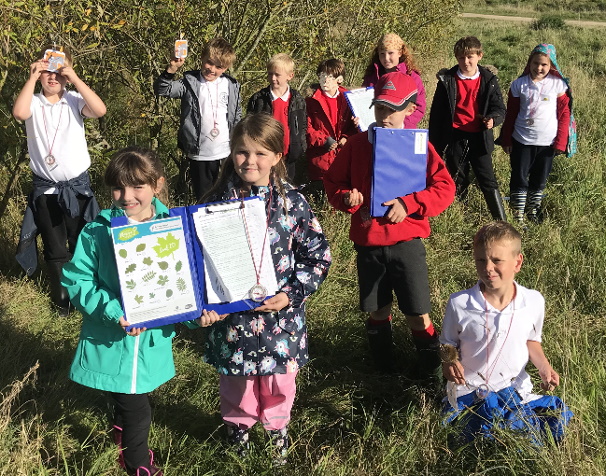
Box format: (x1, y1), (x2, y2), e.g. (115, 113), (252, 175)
(62, 147), (222, 476)
(154, 37), (242, 201)
(201, 114), (331, 465)
(13, 45), (106, 316)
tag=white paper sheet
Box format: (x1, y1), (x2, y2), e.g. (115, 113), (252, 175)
(192, 198), (278, 304)
(112, 216), (198, 325)
(344, 87), (375, 132)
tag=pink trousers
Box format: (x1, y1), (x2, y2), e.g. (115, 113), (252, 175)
(220, 372), (298, 431)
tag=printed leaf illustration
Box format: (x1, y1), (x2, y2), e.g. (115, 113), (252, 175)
(142, 271), (156, 282)
(149, 292), (155, 299)
(166, 289), (173, 298)
(136, 243), (146, 252)
(118, 249), (127, 259)
(157, 275), (169, 286)
(142, 256), (153, 266)
(176, 278), (186, 292)
(153, 233), (179, 259)
(134, 295), (144, 304)
(125, 263), (137, 274)
(126, 279), (136, 290)
(158, 261), (169, 270)
(175, 260), (183, 272)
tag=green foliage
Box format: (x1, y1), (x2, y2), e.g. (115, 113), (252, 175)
(532, 13), (567, 30)
(0, 0), (460, 209)
(158, 261), (169, 270)
(142, 256), (153, 266)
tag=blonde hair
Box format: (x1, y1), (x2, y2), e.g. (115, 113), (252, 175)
(203, 114), (289, 203)
(201, 38), (236, 70)
(267, 53), (294, 75)
(473, 221), (522, 255)
(365, 32), (420, 77)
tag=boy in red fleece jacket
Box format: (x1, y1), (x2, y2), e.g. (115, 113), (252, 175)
(324, 73), (455, 379)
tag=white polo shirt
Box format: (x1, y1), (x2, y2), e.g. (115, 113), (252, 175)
(190, 76), (230, 162)
(440, 282), (545, 402)
(25, 91), (91, 185)
(511, 73), (568, 146)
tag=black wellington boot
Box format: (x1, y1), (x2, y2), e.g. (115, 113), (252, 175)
(412, 334), (442, 386)
(366, 319), (395, 373)
(46, 261), (71, 316)
(483, 189), (507, 221)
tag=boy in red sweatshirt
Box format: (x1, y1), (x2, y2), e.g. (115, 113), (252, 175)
(324, 73), (455, 379)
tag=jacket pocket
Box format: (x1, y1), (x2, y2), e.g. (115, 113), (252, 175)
(79, 338), (123, 377)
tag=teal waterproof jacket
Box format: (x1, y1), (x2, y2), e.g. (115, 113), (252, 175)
(62, 198), (176, 394)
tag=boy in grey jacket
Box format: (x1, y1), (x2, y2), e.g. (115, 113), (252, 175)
(154, 38), (242, 201)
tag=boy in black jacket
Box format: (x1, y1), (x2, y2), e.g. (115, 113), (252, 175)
(246, 53), (306, 182)
(429, 36), (506, 220)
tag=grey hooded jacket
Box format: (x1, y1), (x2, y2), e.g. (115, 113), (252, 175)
(154, 70), (242, 156)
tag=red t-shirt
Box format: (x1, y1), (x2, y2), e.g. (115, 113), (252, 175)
(453, 75), (482, 133)
(272, 96), (290, 156)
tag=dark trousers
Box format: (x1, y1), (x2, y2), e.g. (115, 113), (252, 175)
(509, 138), (555, 192)
(445, 130), (499, 197)
(189, 158), (223, 202)
(34, 194), (90, 263)
(110, 392), (152, 472)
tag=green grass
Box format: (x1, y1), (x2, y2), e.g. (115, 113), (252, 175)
(463, 0), (606, 22)
(1, 17), (606, 476)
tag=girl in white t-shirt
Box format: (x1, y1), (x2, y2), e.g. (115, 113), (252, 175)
(499, 44), (574, 222)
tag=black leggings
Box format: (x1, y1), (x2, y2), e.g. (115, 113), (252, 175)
(34, 194), (90, 263)
(109, 392), (152, 472)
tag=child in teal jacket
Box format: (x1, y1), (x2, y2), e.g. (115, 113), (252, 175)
(63, 147), (219, 476)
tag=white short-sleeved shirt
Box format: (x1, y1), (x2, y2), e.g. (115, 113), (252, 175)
(190, 76), (230, 162)
(25, 91), (91, 185)
(511, 73), (568, 146)
(440, 282), (545, 401)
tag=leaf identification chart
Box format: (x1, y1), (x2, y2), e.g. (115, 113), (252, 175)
(111, 216), (198, 325)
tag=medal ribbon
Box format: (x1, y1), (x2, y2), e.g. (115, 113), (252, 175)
(41, 102), (64, 160)
(240, 186), (272, 293)
(478, 291), (516, 392)
(206, 79), (219, 134)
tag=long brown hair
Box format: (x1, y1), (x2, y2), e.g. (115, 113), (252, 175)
(105, 146), (168, 204)
(202, 113), (289, 203)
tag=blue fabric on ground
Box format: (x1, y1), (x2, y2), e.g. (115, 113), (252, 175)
(443, 386), (573, 444)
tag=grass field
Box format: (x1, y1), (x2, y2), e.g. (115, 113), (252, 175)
(463, 0), (606, 22)
(1, 16), (606, 476)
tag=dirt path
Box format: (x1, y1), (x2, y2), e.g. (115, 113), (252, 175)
(461, 12), (606, 28)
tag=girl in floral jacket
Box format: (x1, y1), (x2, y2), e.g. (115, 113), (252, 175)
(201, 113), (331, 464)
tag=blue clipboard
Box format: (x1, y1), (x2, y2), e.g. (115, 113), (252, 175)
(111, 197), (267, 330)
(370, 127), (429, 217)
